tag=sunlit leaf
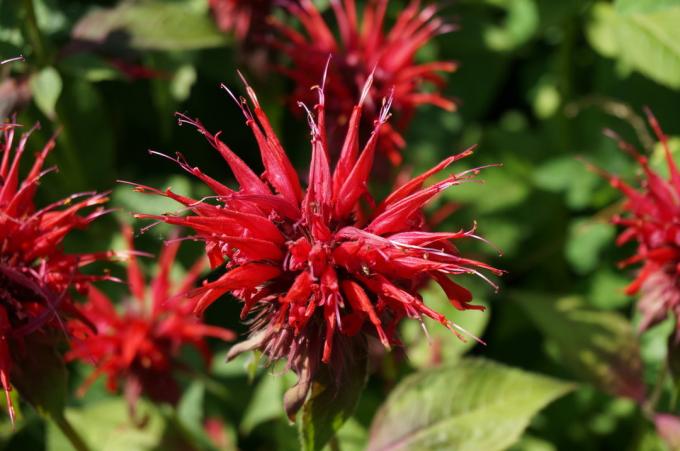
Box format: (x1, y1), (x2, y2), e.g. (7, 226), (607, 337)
(588, 3), (680, 89)
(30, 66), (61, 119)
(72, 1), (227, 51)
(366, 358), (573, 451)
(47, 399), (164, 451)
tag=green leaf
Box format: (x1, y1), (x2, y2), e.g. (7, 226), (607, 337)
(30, 66), (62, 119)
(588, 3), (680, 89)
(514, 293), (644, 401)
(483, 0), (540, 51)
(241, 375), (285, 434)
(299, 339), (368, 451)
(565, 219), (616, 274)
(59, 54), (121, 82)
(322, 418), (367, 451)
(47, 399), (164, 451)
(616, 0), (680, 15)
(72, 1), (227, 51)
(366, 358), (573, 451)
(533, 157), (600, 209)
(401, 282), (489, 369)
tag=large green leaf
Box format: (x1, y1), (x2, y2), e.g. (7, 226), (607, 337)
(72, 1), (227, 51)
(47, 399), (164, 451)
(299, 338), (368, 451)
(514, 293), (644, 401)
(587, 3), (680, 89)
(366, 358), (573, 451)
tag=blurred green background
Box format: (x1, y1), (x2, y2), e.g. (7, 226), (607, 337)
(2, 0), (680, 449)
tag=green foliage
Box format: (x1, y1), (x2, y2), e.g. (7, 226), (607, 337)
(47, 399), (164, 451)
(299, 343), (368, 451)
(515, 293), (644, 401)
(72, 1), (227, 51)
(588, 2), (680, 89)
(366, 359), (573, 451)
(2, 0), (680, 449)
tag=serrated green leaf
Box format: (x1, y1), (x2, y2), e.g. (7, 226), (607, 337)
(300, 339), (368, 451)
(30, 66), (61, 119)
(514, 293), (644, 401)
(72, 1), (227, 51)
(366, 358), (573, 451)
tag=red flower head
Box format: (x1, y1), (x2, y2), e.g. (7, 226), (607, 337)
(272, 0), (457, 165)
(596, 110), (680, 333)
(0, 123), (113, 425)
(133, 73), (500, 418)
(67, 226), (234, 410)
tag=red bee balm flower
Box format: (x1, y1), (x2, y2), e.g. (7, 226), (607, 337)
(133, 75), (500, 417)
(0, 124), (113, 425)
(272, 0), (457, 165)
(67, 227), (234, 409)
(598, 110), (680, 332)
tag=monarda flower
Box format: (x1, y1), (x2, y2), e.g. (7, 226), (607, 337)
(0, 123), (113, 425)
(67, 227), (234, 412)
(133, 74), (500, 418)
(272, 0), (457, 165)
(595, 110), (680, 333)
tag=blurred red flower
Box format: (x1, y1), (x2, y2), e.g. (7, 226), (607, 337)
(67, 227), (234, 411)
(0, 123), (113, 425)
(272, 0), (457, 165)
(597, 110), (680, 332)
(210, 0), (288, 43)
(133, 73), (499, 418)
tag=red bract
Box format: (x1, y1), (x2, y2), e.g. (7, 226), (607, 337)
(272, 0), (457, 165)
(0, 124), (113, 425)
(596, 110), (680, 332)
(67, 227), (234, 410)
(133, 74), (499, 418)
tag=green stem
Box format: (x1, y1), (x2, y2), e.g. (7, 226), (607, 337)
(22, 0), (48, 66)
(53, 414), (92, 451)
